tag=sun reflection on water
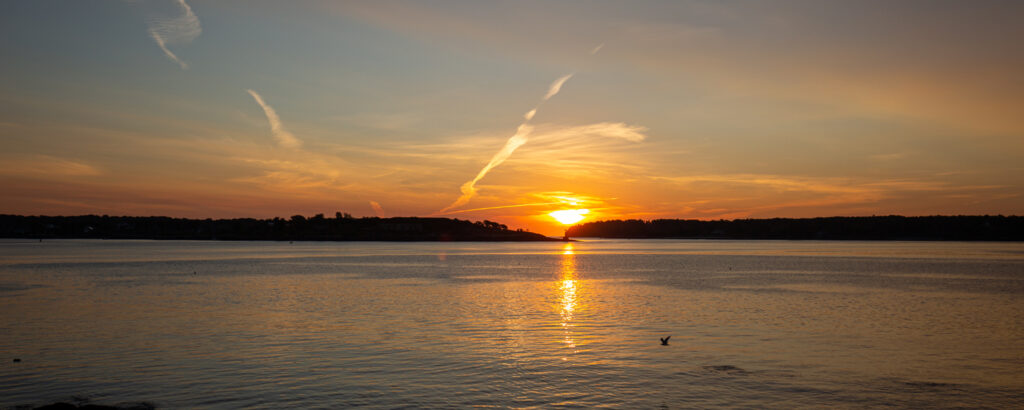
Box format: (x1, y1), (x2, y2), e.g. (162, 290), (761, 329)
(559, 243), (578, 353)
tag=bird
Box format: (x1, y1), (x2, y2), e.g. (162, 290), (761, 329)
(12, 358), (21, 363)
(660, 336), (671, 345)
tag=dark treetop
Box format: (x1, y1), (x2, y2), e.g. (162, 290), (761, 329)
(565, 215), (1024, 241)
(0, 214), (558, 242)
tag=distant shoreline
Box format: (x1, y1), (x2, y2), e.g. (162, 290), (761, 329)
(566, 215), (1024, 242)
(0, 214), (561, 242)
(4, 214), (1022, 242)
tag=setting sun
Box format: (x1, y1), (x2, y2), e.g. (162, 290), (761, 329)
(548, 209), (590, 225)
(1, 1), (1023, 408)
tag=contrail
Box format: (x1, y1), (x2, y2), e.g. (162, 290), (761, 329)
(439, 201), (561, 215)
(149, 31), (187, 69)
(247, 89), (302, 149)
(543, 74), (573, 100)
(147, 0), (201, 69)
(439, 74), (573, 213)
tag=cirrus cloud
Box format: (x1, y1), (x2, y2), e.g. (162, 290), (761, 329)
(146, 0), (201, 69)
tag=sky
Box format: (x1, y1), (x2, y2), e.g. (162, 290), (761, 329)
(1, 0), (1022, 235)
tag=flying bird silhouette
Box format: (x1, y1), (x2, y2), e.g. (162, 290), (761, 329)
(660, 336), (671, 345)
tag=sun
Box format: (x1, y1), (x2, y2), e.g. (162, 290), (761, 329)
(549, 209), (590, 225)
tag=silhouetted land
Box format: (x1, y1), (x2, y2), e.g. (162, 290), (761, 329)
(0, 214), (557, 241)
(566, 215), (1024, 241)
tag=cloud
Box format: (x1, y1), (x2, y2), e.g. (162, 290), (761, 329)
(441, 125), (531, 213)
(231, 156), (347, 191)
(246, 89), (303, 149)
(636, 173), (1006, 220)
(544, 74), (574, 100)
(491, 122), (648, 176)
(0, 155), (102, 177)
(149, 31), (187, 69)
(562, 122), (647, 142)
(440, 201), (559, 215)
(146, 0), (201, 69)
(439, 74), (575, 213)
(329, 2), (1024, 136)
(437, 120), (648, 214)
(590, 43), (604, 55)
(369, 201), (385, 216)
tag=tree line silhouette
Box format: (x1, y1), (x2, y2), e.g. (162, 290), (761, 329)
(0, 213), (556, 241)
(565, 215), (1024, 241)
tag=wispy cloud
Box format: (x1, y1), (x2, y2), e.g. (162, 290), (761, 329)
(439, 192), (606, 216)
(543, 74), (574, 100)
(440, 201), (560, 215)
(246, 89), (303, 149)
(442, 124), (531, 212)
(146, 0), (201, 69)
(0, 155), (102, 177)
(439, 73), (574, 213)
(637, 173), (1007, 221)
(369, 201), (385, 216)
(485, 122), (649, 179)
(561, 122), (647, 142)
(590, 43), (605, 55)
(150, 32), (187, 69)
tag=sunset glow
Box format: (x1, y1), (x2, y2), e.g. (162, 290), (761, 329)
(549, 209), (590, 225)
(1, 2), (1021, 236)
(2, 3), (1022, 407)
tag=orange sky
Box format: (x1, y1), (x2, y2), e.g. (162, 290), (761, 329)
(2, 1), (1023, 236)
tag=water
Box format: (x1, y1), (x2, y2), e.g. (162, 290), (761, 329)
(1, 239), (1022, 408)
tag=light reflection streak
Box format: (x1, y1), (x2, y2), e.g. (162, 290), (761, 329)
(559, 243), (578, 354)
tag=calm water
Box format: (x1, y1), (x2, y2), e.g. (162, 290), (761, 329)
(1, 239), (1022, 408)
